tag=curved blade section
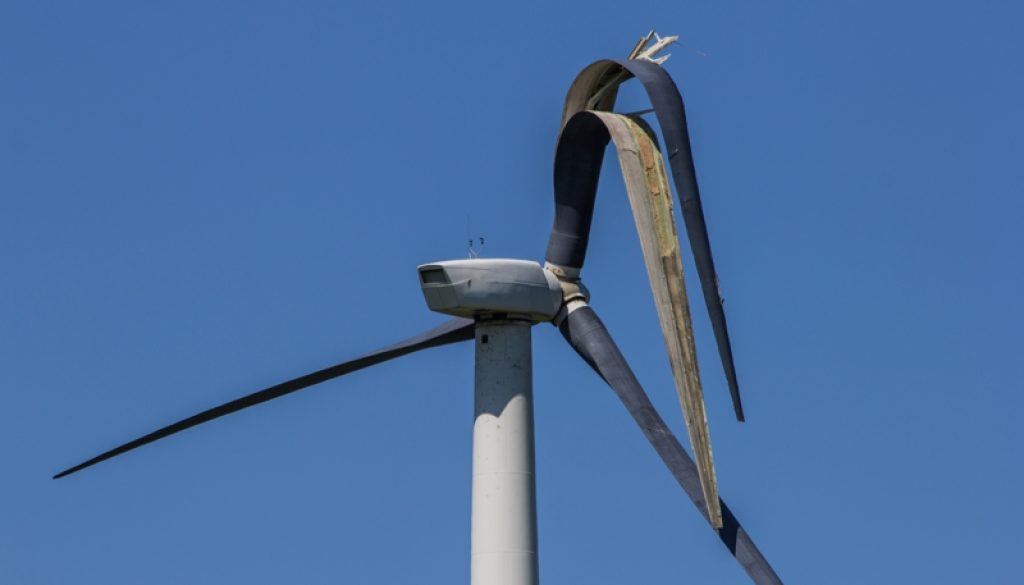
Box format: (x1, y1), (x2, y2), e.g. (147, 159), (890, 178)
(53, 318), (475, 479)
(558, 305), (781, 584)
(619, 60), (745, 422)
(561, 110), (720, 527)
(553, 58), (745, 421)
(594, 111), (722, 528)
(546, 110), (612, 269)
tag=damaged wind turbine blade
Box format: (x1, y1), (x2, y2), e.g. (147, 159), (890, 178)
(53, 318), (475, 479)
(550, 108), (722, 526)
(584, 31), (676, 112)
(561, 58), (747, 421)
(591, 110), (722, 528)
(633, 32), (678, 64)
(627, 30), (657, 60)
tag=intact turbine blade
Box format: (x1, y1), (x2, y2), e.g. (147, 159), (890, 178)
(53, 318), (475, 479)
(558, 305), (781, 584)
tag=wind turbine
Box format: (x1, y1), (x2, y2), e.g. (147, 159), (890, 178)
(55, 33), (783, 585)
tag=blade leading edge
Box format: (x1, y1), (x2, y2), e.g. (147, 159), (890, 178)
(54, 318), (475, 479)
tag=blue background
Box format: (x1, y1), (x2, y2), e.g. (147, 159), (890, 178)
(2, 1), (1021, 583)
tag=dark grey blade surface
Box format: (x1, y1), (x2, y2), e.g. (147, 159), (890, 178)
(558, 306), (781, 584)
(547, 58), (745, 421)
(54, 318), (475, 479)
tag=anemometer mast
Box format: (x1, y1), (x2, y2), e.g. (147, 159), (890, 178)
(419, 259), (560, 585)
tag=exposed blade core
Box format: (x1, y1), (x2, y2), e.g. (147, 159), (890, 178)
(547, 58), (745, 421)
(558, 305), (781, 584)
(559, 110), (722, 527)
(53, 318), (475, 479)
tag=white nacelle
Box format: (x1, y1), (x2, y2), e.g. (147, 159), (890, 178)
(418, 259), (563, 322)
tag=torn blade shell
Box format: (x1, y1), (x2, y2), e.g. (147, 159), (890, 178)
(589, 110), (723, 529)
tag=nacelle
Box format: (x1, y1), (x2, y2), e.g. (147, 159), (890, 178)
(418, 259), (562, 322)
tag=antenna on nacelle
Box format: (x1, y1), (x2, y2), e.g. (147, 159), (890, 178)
(467, 214), (486, 258)
(468, 237), (485, 258)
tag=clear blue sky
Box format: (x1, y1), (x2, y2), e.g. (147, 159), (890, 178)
(3, 1), (1022, 583)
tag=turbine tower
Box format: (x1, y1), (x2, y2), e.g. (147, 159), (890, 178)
(54, 33), (783, 585)
(419, 259), (560, 585)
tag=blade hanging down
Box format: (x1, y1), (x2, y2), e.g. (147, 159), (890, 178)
(558, 305), (782, 584)
(551, 58), (746, 421)
(595, 111), (722, 528)
(54, 318), (475, 479)
(548, 108), (724, 524)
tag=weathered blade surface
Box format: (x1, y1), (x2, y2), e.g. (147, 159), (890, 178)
(592, 111), (721, 527)
(550, 58), (745, 421)
(53, 318), (475, 479)
(558, 305), (781, 584)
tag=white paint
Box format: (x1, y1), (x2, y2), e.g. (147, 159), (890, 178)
(471, 320), (538, 585)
